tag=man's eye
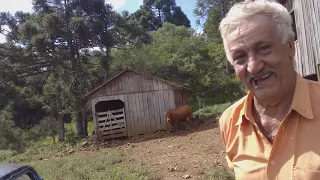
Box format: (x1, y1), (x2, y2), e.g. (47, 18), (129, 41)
(233, 54), (246, 64)
(257, 45), (271, 54)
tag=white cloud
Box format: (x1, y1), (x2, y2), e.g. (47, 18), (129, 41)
(0, 36), (6, 43)
(0, 0), (33, 43)
(105, 0), (126, 10)
(0, 25), (9, 43)
(0, 0), (33, 13)
(195, 28), (203, 34)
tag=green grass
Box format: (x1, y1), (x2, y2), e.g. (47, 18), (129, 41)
(88, 120), (94, 136)
(27, 149), (155, 180)
(207, 164), (235, 180)
(194, 102), (232, 118)
(0, 119), (157, 180)
(0, 142), (72, 163)
(1, 146), (234, 180)
(0, 142), (157, 180)
(0, 150), (16, 162)
(65, 120), (94, 136)
(0, 118), (236, 180)
(0, 120), (95, 162)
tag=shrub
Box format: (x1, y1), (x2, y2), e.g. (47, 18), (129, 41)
(64, 122), (81, 145)
(0, 150), (16, 162)
(0, 107), (26, 152)
(35, 117), (58, 143)
(194, 102), (232, 118)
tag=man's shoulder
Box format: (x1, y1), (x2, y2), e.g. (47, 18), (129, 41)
(219, 95), (247, 126)
(305, 79), (320, 87)
(304, 79), (320, 96)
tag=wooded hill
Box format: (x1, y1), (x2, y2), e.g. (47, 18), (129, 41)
(0, 0), (245, 150)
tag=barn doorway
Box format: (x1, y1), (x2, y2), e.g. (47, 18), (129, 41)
(95, 100), (127, 140)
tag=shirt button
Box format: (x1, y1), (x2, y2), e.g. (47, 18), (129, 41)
(270, 161), (275, 166)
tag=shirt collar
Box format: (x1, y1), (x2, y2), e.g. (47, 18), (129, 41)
(236, 73), (314, 126)
(236, 92), (254, 125)
(291, 73), (314, 119)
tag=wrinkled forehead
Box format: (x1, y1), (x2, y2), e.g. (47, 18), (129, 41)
(226, 16), (278, 51)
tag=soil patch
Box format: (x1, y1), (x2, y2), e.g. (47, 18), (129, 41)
(94, 117), (227, 180)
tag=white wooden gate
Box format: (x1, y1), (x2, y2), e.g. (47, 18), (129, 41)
(95, 107), (127, 140)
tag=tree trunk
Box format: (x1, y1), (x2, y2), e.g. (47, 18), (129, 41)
(82, 109), (88, 137)
(158, 8), (161, 22)
(103, 49), (111, 80)
(54, 73), (65, 142)
(50, 115), (57, 144)
(64, 0), (83, 138)
(75, 109), (83, 137)
(57, 113), (65, 142)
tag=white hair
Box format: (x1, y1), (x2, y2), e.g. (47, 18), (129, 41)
(219, 0), (295, 63)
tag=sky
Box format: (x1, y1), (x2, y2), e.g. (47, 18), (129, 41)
(0, 0), (201, 43)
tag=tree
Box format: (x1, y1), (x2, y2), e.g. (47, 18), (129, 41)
(111, 23), (245, 106)
(0, 0), (151, 141)
(193, 0), (243, 73)
(0, 105), (26, 152)
(34, 116), (58, 143)
(194, 0), (242, 41)
(0, 43), (49, 129)
(133, 0), (191, 31)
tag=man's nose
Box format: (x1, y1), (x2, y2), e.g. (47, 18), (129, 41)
(247, 55), (264, 74)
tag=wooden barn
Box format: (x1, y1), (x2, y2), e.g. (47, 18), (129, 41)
(83, 67), (191, 141)
(278, 0), (320, 81)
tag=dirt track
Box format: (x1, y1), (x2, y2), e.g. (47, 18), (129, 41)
(97, 117), (227, 180)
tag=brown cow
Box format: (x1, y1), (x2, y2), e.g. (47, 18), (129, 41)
(164, 105), (193, 131)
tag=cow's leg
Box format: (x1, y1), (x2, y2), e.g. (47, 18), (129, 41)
(170, 122), (178, 133)
(186, 116), (192, 130)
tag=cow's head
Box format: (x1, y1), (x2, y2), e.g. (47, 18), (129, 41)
(163, 111), (171, 122)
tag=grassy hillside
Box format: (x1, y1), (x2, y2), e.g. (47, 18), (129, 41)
(0, 104), (236, 180)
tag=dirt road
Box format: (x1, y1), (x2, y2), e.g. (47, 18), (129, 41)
(98, 117), (227, 180)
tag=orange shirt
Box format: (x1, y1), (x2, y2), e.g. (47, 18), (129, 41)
(219, 73), (320, 180)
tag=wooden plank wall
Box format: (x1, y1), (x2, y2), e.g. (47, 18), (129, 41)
(91, 71), (182, 98)
(91, 99), (98, 137)
(311, 0), (320, 71)
(317, 64), (320, 81)
(294, 41), (303, 75)
(284, 0), (301, 75)
(290, 0), (319, 77)
(182, 91), (190, 105)
(174, 90), (190, 107)
(92, 90), (176, 137)
(90, 70), (190, 138)
(123, 90), (175, 136)
(174, 90), (181, 107)
(282, 0), (293, 12)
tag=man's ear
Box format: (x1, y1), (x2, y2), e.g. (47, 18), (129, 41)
(288, 36), (296, 60)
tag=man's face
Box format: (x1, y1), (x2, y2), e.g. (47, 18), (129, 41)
(226, 15), (296, 101)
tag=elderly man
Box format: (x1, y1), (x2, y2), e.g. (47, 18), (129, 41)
(218, 0), (320, 179)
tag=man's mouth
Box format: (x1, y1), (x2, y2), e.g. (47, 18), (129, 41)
(250, 72), (273, 87)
